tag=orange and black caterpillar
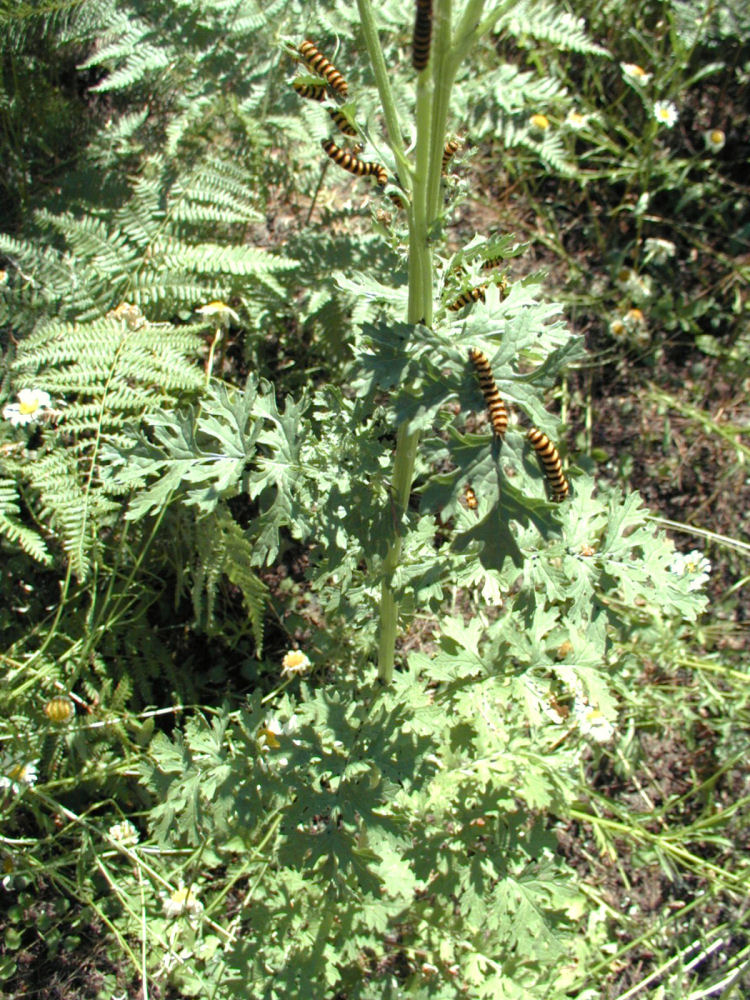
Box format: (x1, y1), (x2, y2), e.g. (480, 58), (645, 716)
(442, 137), (461, 171)
(468, 347), (508, 438)
(463, 485), (478, 510)
(412, 0), (433, 71)
(327, 108), (358, 136)
(293, 80), (328, 102)
(298, 40), (348, 97)
(448, 285), (486, 311)
(527, 427), (569, 501)
(321, 139), (388, 186)
(481, 256), (503, 270)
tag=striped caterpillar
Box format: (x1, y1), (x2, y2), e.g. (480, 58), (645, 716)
(321, 139), (388, 186)
(327, 108), (358, 137)
(527, 427), (569, 501)
(298, 41), (348, 97)
(468, 347), (508, 438)
(442, 137), (461, 171)
(412, 0), (433, 71)
(292, 80), (327, 102)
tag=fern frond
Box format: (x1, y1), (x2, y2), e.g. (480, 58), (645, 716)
(90, 40), (171, 94)
(5, 316), (206, 578)
(3, 154), (296, 323)
(495, 120), (578, 178)
(166, 161), (264, 229)
(500, 0), (608, 56)
(0, 476), (53, 565)
(188, 507), (269, 652)
(15, 318), (205, 397)
(27, 448), (115, 579)
(459, 61), (568, 122)
(162, 241), (295, 282)
(220, 512), (269, 655)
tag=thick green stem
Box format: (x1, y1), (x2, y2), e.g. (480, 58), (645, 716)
(373, 0), (438, 682)
(368, 0), (492, 682)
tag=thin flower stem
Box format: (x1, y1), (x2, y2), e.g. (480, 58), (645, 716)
(648, 516), (750, 556)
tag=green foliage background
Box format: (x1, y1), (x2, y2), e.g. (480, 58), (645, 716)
(1, 0), (748, 997)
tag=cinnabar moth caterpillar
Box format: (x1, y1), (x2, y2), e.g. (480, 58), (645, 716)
(298, 40), (348, 97)
(464, 485), (478, 509)
(412, 0), (433, 71)
(468, 347), (508, 438)
(293, 80), (327, 102)
(448, 285), (486, 311)
(44, 697), (74, 723)
(442, 137), (460, 171)
(327, 108), (358, 136)
(481, 256), (504, 270)
(527, 427), (569, 501)
(322, 139), (388, 186)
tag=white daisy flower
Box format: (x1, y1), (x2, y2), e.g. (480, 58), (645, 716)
(623, 307), (647, 331)
(609, 318), (627, 340)
(653, 101), (678, 128)
(162, 882), (203, 919)
(2, 389), (52, 427)
(616, 268), (653, 303)
(0, 760), (39, 792)
(108, 820), (140, 847)
(669, 550), (711, 591)
(621, 63), (652, 85)
(281, 650), (311, 677)
(260, 706), (300, 769)
(573, 699), (616, 743)
(196, 301), (240, 326)
(643, 237), (677, 265)
(565, 110), (588, 129)
(704, 129), (725, 153)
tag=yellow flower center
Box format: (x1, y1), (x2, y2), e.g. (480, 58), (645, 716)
(171, 887), (193, 905)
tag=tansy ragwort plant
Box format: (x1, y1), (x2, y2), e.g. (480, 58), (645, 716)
(358, 0), (524, 680)
(0, 2), (718, 995)
(349, 0), (700, 680)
